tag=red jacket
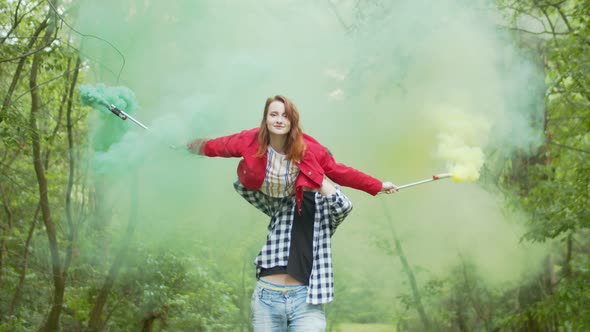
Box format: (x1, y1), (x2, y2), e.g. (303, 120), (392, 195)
(200, 128), (382, 212)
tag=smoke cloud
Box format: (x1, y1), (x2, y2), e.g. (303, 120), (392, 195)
(75, 0), (547, 318)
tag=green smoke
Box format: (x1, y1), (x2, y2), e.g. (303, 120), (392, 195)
(73, 0), (549, 327)
(79, 84), (109, 111)
(80, 83), (139, 153)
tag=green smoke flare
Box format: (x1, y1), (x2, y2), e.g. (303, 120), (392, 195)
(80, 83), (139, 152)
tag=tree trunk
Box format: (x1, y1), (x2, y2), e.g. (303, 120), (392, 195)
(63, 56), (81, 273)
(44, 57), (72, 169)
(563, 233), (573, 278)
(238, 252), (250, 332)
(0, 141), (26, 285)
(10, 203), (41, 314)
(455, 294), (468, 332)
(460, 258), (492, 331)
(381, 202), (431, 331)
(10, 55), (79, 315)
(87, 175), (140, 332)
(28, 12), (66, 328)
(31, 54), (64, 332)
(0, 183), (14, 283)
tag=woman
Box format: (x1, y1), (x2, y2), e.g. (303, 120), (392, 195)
(234, 177), (353, 331)
(187, 95), (397, 331)
(187, 95), (398, 214)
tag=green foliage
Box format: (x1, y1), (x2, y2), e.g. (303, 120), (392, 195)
(498, 0), (590, 240)
(59, 248), (241, 331)
(1, 0), (589, 331)
(328, 281), (393, 326)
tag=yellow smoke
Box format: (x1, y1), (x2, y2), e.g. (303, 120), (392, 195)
(435, 108), (491, 182)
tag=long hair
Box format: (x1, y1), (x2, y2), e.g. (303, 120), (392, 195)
(256, 95), (305, 162)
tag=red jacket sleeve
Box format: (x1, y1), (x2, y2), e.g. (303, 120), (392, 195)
(200, 129), (255, 158)
(318, 146), (383, 196)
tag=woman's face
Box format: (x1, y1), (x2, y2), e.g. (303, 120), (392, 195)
(266, 101), (291, 137)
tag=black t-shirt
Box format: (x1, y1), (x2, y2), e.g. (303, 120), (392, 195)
(259, 191), (316, 284)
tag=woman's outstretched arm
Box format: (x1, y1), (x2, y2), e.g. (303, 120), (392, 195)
(318, 146), (398, 195)
(186, 128), (256, 157)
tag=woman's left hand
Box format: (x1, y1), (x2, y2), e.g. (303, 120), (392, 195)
(380, 182), (398, 194)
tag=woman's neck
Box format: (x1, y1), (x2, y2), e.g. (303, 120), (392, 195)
(269, 134), (287, 154)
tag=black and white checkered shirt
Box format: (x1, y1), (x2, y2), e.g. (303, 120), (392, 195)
(233, 181), (353, 304)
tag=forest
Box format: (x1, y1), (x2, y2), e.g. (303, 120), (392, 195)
(1, 0), (589, 331)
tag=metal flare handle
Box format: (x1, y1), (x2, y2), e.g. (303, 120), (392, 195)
(396, 173), (452, 190)
(378, 173), (452, 194)
(107, 104), (149, 130)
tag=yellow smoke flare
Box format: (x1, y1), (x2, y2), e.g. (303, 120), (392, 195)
(435, 108), (490, 182)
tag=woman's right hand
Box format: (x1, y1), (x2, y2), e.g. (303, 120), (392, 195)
(319, 179), (337, 196)
(186, 138), (206, 154)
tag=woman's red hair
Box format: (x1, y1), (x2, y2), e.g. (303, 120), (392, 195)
(256, 95), (305, 162)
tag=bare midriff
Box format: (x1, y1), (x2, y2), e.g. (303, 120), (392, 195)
(260, 274), (303, 285)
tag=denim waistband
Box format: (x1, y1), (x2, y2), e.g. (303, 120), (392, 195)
(257, 278), (306, 292)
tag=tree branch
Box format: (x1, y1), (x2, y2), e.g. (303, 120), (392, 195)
(0, 0), (24, 45)
(508, 26), (569, 36)
(539, 5), (557, 36)
(10, 68), (75, 114)
(549, 142), (590, 154)
(0, 18), (48, 124)
(553, 6), (572, 32)
(0, 29), (58, 64)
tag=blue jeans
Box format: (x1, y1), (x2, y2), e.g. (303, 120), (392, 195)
(251, 279), (326, 332)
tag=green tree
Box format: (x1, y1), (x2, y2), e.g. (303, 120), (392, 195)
(497, 0), (590, 329)
(1, 1), (86, 330)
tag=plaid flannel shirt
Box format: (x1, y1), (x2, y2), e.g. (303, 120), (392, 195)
(233, 181), (353, 304)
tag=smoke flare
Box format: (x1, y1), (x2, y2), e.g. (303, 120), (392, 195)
(435, 108), (491, 182)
